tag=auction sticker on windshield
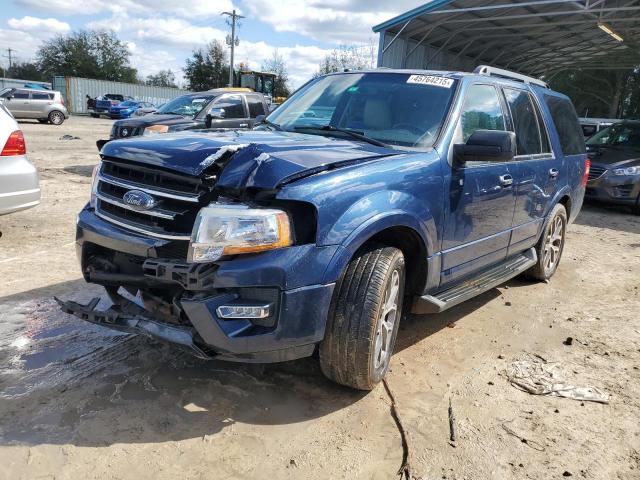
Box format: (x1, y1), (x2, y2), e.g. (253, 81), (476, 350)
(407, 75), (454, 88)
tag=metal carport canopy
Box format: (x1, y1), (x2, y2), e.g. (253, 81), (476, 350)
(373, 0), (640, 77)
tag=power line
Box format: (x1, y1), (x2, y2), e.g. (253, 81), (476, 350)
(222, 10), (244, 87)
(2, 48), (16, 71)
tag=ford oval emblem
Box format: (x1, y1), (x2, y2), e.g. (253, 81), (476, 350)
(123, 190), (155, 210)
(121, 128), (129, 137)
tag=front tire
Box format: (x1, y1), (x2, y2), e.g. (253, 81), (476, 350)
(48, 110), (65, 125)
(319, 246), (405, 390)
(525, 203), (567, 281)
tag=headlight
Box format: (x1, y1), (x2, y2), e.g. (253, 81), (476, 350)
(188, 203), (292, 263)
(612, 166), (640, 176)
(143, 125), (169, 136)
(89, 164), (100, 208)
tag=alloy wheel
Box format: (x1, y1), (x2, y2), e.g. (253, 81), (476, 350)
(373, 269), (400, 370)
(543, 214), (565, 275)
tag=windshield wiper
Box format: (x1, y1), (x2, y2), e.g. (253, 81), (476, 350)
(293, 125), (388, 148)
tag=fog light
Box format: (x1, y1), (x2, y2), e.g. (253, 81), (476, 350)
(216, 304), (271, 319)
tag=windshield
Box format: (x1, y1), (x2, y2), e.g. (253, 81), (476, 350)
(119, 101), (137, 107)
(156, 95), (214, 117)
(587, 123), (640, 149)
(267, 72), (457, 148)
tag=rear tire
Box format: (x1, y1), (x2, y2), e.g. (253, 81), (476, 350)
(48, 110), (65, 125)
(319, 245), (405, 390)
(525, 203), (567, 281)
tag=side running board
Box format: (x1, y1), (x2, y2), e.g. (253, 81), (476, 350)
(412, 248), (537, 314)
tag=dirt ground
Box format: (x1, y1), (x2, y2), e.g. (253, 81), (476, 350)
(0, 116), (639, 480)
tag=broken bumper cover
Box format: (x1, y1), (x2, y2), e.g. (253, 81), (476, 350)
(56, 296), (212, 359)
(62, 207), (338, 363)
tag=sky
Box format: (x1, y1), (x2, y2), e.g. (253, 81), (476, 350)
(0, 0), (423, 88)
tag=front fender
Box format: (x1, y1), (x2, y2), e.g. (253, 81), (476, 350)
(320, 190), (437, 284)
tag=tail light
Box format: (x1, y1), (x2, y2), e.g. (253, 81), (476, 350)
(60, 95), (65, 106)
(581, 158), (591, 187)
(1, 130), (26, 156)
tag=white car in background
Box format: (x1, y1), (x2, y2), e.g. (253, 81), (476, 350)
(0, 104), (40, 215)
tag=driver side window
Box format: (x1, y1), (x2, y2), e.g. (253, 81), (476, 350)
(212, 95), (246, 119)
(460, 84), (506, 142)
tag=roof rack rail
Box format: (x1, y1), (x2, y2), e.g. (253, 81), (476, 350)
(473, 65), (549, 89)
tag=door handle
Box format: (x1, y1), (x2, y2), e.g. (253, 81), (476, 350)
(549, 168), (559, 178)
(499, 174), (513, 186)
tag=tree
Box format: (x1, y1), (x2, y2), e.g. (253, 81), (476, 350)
(261, 50), (291, 98)
(7, 62), (46, 81)
(184, 40), (229, 91)
(315, 42), (377, 77)
(146, 69), (177, 88)
(36, 30), (137, 83)
(548, 67), (640, 119)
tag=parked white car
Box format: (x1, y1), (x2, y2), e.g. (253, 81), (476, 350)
(0, 104), (40, 215)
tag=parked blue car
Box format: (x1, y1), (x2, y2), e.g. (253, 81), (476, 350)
(58, 67), (588, 390)
(108, 100), (156, 119)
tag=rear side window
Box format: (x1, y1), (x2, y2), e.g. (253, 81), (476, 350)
(247, 96), (266, 117)
(544, 95), (585, 155)
(460, 84), (506, 142)
(32, 93), (53, 100)
(504, 88), (550, 156)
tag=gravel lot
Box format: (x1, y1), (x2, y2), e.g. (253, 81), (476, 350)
(0, 116), (639, 480)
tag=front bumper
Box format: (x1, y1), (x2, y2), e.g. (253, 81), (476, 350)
(63, 207), (338, 362)
(0, 154), (40, 215)
(585, 170), (640, 207)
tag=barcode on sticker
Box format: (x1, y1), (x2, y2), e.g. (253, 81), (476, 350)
(407, 75), (454, 88)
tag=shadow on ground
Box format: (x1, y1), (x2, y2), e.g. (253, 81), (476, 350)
(575, 203), (640, 234)
(0, 277), (504, 448)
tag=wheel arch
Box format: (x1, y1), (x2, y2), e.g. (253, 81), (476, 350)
(322, 212), (432, 295)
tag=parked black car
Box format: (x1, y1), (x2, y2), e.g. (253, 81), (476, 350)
(585, 120), (640, 214)
(100, 90), (269, 148)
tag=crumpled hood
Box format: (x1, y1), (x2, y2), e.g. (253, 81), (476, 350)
(100, 130), (399, 190)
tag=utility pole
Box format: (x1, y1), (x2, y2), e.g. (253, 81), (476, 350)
(222, 10), (244, 87)
(4, 48), (15, 72)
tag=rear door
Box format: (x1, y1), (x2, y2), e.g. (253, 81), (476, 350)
(30, 92), (54, 118)
(441, 82), (518, 285)
(501, 87), (558, 255)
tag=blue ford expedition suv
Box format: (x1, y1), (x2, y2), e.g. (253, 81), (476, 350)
(58, 67), (589, 390)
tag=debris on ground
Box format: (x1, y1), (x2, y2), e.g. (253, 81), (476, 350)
(383, 379), (412, 479)
(506, 354), (609, 404)
(59, 134), (81, 141)
(501, 423), (545, 452)
(448, 397), (456, 445)
(563, 337), (574, 346)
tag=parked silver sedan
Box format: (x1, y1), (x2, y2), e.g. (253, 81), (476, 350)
(0, 104), (40, 215)
(0, 87), (69, 125)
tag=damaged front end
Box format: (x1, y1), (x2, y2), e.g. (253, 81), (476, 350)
(58, 133), (361, 362)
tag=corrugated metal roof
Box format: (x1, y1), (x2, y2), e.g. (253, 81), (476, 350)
(373, 0), (640, 76)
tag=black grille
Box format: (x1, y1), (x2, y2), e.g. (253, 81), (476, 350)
(95, 158), (214, 240)
(588, 164), (607, 181)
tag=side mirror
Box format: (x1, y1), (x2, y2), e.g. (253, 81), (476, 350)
(205, 108), (225, 128)
(453, 130), (516, 166)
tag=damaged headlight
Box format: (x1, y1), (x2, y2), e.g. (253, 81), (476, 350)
(188, 203), (292, 263)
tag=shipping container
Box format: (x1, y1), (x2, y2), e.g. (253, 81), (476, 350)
(0, 77), (52, 90)
(52, 76), (189, 114)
